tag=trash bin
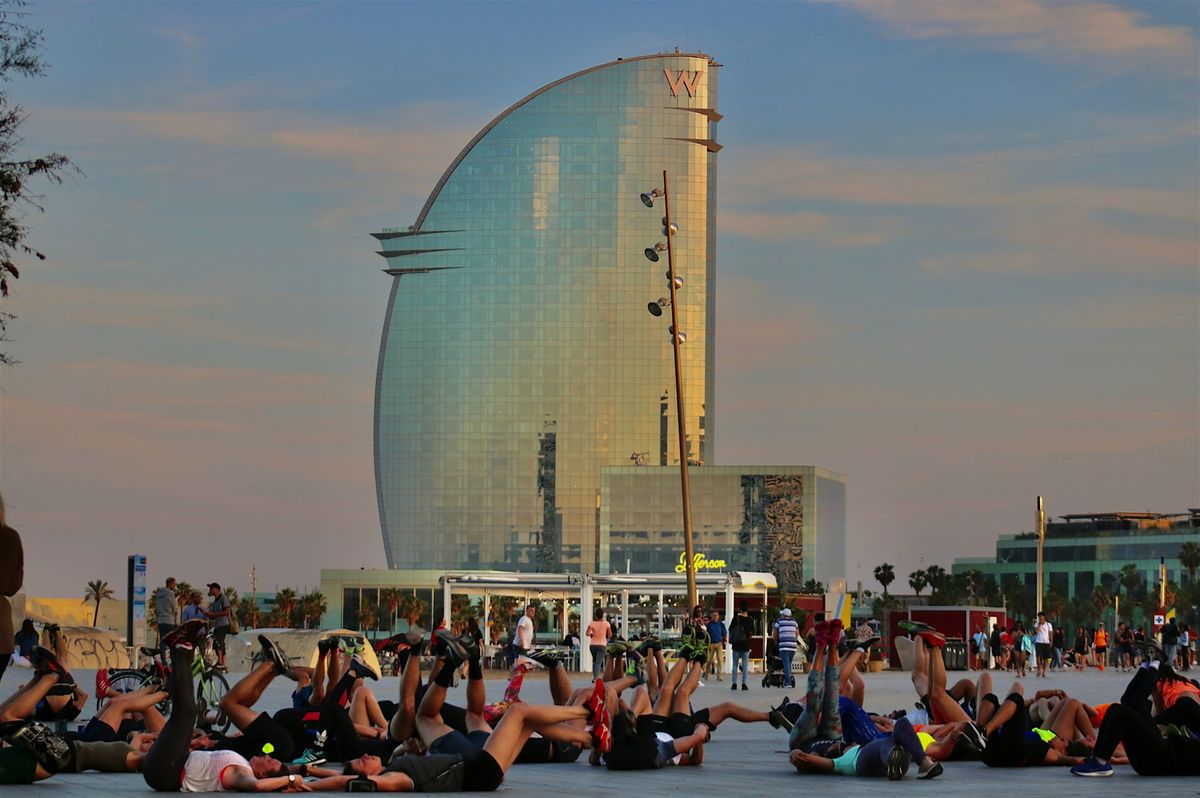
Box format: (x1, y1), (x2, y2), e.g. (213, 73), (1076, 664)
(943, 640), (969, 670)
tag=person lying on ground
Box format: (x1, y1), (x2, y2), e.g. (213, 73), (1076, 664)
(789, 715), (943, 780)
(1070, 702), (1198, 777)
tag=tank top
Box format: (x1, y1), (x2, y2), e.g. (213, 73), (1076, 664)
(1094, 629), (1108, 647)
(1159, 679), (1200, 710)
(181, 750), (252, 792)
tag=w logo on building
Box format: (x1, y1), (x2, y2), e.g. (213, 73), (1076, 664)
(664, 69), (702, 98)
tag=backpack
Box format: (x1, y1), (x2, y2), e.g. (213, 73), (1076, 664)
(728, 619), (749, 647)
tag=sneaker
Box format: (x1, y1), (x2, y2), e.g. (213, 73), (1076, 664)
(606, 640), (633, 657)
(741, 683), (749, 691)
(163, 619), (207, 650)
(349, 655), (380, 681)
(917, 761), (943, 779)
(291, 747), (327, 767)
(917, 630), (947, 649)
(316, 638), (337, 655)
(584, 680), (607, 728)
(527, 648), (569, 669)
(886, 743), (907, 780)
(768, 709), (792, 731)
(405, 627), (426, 647)
(439, 634), (470, 667)
(962, 722), (988, 750)
(854, 635), (881, 653)
(1070, 757), (1113, 777)
(5, 721), (73, 773)
(95, 668), (112, 699)
(731, 682), (738, 691)
(591, 706), (612, 753)
(635, 637), (660, 655)
(898, 619), (935, 635)
(258, 635), (291, 675)
(828, 618), (844, 640)
(31, 646), (65, 677)
(813, 620), (830, 650)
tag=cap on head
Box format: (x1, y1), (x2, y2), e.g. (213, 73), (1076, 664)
(780, 608), (792, 617)
(207, 582), (221, 590)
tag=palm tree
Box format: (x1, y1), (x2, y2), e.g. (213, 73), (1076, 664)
(908, 570), (928, 596)
(873, 563), (895, 597)
(300, 591), (328, 629)
(272, 588), (298, 628)
(1179, 541), (1200, 585)
(357, 599), (380, 640)
(381, 588), (403, 634)
(83, 579), (115, 626)
(924, 564), (949, 595)
(1118, 563), (1143, 623)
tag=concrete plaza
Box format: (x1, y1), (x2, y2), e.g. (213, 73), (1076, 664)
(1, 664), (1193, 796)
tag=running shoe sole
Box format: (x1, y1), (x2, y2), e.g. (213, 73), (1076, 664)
(917, 761), (943, 780)
(887, 744), (907, 780)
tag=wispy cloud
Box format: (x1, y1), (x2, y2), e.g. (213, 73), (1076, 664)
(721, 209), (903, 247)
(844, 0), (1198, 74)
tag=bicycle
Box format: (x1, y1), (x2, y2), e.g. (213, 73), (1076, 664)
(102, 633), (232, 733)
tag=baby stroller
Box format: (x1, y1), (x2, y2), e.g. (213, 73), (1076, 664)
(761, 638), (788, 687)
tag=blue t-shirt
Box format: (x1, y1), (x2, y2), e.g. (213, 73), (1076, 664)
(774, 617), (800, 651)
(706, 620), (727, 643)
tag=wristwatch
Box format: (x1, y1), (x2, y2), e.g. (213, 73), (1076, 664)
(288, 774), (296, 786)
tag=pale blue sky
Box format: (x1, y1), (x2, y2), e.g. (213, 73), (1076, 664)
(1, 1), (1196, 598)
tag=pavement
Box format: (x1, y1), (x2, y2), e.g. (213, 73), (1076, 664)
(2, 662), (1197, 796)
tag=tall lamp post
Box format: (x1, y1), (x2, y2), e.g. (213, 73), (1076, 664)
(1035, 496), (1045, 614)
(640, 170), (697, 611)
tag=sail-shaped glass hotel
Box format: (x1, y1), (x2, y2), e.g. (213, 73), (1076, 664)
(374, 53), (722, 573)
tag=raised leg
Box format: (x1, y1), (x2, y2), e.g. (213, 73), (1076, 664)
(218, 660), (278, 732)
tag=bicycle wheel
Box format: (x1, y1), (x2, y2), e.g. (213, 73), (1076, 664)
(196, 670), (231, 734)
(105, 668), (172, 716)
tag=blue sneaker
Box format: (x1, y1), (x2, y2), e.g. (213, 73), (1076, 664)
(1071, 757), (1113, 777)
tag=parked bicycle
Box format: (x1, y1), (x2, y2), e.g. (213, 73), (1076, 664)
(101, 633), (231, 733)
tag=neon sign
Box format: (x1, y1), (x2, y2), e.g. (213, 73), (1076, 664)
(676, 551), (727, 573)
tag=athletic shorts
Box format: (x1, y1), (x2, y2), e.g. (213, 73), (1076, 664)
(461, 750), (504, 791)
(1095, 646), (1107, 655)
(653, 737), (678, 767)
(291, 685), (313, 708)
(34, 699), (81, 722)
(429, 729), (489, 759)
(1035, 643), (1051, 660)
(0, 748), (37, 784)
(76, 717), (118, 744)
(667, 711), (698, 738)
(215, 712), (295, 762)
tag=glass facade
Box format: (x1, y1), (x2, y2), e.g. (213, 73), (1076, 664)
(953, 512), (1200, 603)
(375, 54), (720, 572)
(600, 466), (846, 590)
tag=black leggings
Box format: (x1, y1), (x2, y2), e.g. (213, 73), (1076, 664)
(319, 703), (392, 761)
(1156, 698), (1200, 733)
(142, 646), (196, 791)
(1094, 703), (1200, 775)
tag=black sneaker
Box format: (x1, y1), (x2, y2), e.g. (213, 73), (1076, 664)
(456, 633), (481, 663)
(741, 683), (749, 691)
(528, 648), (569, 669)
(886, 743), (907, 780)
(962, 721), (988, 750)
(439, 634), (469, 667)
(316, 638), (337, 655)
(555, 741), (583, 763)
(349, 655), (379, 681)
(768, 709), (792, 731)
(259, 635), (291, 675)
(31, 646), (65, 677)
(917, 761), (943, 779)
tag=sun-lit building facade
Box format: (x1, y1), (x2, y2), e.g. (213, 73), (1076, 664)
(374, 53), (721, 573)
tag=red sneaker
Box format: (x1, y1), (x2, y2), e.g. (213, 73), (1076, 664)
(95, 669), (111, 699)
(591, 705), (613, 753)
(829, 619), (844, 641)
(918, 631), (947, 649)
(813, 621), (830, 650)
(585, 680), (606, 727)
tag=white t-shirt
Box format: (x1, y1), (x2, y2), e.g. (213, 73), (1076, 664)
(1034, 621), (1053, 645)
(516, 614), (534, 649)
(181, 750), (252, 792)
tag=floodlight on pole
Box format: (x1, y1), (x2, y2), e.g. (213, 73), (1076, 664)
(638, 170), (697, 611)
(644, 242), (667, 262)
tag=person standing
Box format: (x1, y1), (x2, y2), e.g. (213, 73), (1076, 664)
(514, 605), (536, 660)
(0, 493), (23, 685)
(705, 610), (727, 681)
(156, 578), (180, 649)
(1033, 611), (1053, 678)
(773, 608), (800, 689)
(1092, 623), (1108, 671)
(971, 625), (988, 670)
(181, 592), (205, 623)
(1160, 617), (1180, 669)
(989, 623), (1003, 670)
(204, 583), (231, 672)
(728, 603), (754, 692)
(583, 609), (610, 680)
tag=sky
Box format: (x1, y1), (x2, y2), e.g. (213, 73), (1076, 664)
(0, 0), (1196, 600)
